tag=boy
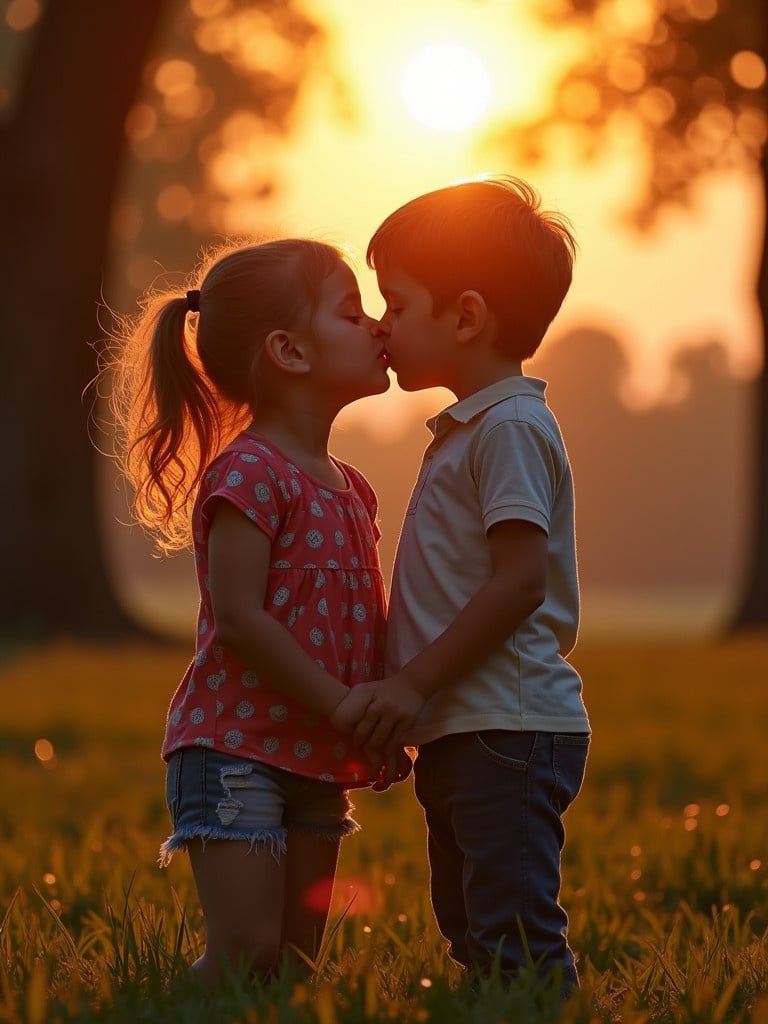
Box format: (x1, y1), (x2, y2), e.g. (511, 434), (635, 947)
(333, 176), (590, 991)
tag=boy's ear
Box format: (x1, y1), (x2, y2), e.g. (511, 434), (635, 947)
(262, 329), (311, 375)
(454, 290), (489, 344)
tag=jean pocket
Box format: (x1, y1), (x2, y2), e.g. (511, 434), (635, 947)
(473, 730), (537, 769)
(550, 734), (590, 814)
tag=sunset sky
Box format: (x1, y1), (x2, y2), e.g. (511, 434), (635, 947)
(247, 0), (764, 434)
(82, 0), (765, 636)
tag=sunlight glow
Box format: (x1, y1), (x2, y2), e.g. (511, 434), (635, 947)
(401, 43), (491, 132)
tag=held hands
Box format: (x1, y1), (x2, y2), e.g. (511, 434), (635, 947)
(329, 675), (424, 790)
(329, 681), (376, 735)
(349, 674), (425, 751)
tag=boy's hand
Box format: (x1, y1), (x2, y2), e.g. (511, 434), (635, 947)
(352, 675), (425, 752)
(329, 682), (375, 734)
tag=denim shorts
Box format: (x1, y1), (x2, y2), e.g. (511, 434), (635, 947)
(159, 746), (359, 866)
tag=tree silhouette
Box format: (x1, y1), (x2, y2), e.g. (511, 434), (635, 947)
(498, 0), (766, 626)
(0, 0), (328, 642)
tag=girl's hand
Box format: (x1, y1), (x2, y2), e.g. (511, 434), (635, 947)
(329, 682), (375, 734)
(370, 746), (414, 792)
(351, 675), (425, 752)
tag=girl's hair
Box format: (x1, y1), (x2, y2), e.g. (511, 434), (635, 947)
(367, 175), (576, 360)
(107, 237), (344, 552)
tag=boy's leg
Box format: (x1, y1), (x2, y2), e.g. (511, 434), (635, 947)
(414, 731), (588, 989)
(280, 831), (341, 964)
(413, 748), (471, 964)
(187, 838), (286, 988)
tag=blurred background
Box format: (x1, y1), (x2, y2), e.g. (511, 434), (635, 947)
(0, 0), (765, 645)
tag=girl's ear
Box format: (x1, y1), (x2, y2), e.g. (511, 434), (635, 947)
(262, 329), (311, 375)
(455, 290), (489, 345)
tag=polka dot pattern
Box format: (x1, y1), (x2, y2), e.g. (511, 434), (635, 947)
(162, 432), (386, 786)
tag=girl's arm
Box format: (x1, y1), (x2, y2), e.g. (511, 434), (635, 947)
(207, 501), (351, 718)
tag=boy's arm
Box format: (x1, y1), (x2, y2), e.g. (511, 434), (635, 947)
(351, 517), (548, 751)
(208, 501), (351, 718)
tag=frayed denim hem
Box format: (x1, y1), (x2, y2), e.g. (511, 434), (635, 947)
(158, 825), (287, 868)
(289, 816), (361, 843)
(158, 816), (360, 867)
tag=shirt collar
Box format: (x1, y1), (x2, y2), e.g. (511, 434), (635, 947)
(426, 375), (547, 436)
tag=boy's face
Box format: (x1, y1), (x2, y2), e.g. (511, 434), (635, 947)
(374, 267), (455, 392)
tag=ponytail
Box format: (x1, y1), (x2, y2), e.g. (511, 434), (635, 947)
(110, 291), (232, 552)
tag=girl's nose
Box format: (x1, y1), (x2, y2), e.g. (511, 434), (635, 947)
(371, 316), (390, 337)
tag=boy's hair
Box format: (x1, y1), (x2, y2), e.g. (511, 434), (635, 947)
(366, 175), (576, 359)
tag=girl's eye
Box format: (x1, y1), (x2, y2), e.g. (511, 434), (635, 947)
(346, 314), (364, 323)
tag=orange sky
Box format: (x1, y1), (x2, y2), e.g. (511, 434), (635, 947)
(236, 0), (764, 435)
(100, 0), (764, 637)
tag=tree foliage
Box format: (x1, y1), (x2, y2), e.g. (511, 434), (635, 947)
(112, 0), (341, 307)
(0, 0), (331, 642)
(500, 0), (766, 221)
(495, 0), (767, 626)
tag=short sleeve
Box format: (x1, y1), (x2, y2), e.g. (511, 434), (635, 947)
(199, 450), (283, 540)
(472, 420), (559, 536)
(342, 463), (381, 543)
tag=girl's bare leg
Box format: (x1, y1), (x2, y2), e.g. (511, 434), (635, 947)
(187, 838), (285, 989)
(280, 831), (341, 965)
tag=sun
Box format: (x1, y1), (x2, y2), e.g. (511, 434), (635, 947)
(401, 43), (491, 132)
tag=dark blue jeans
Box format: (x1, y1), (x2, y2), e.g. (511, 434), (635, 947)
(413, 730), (589, 990)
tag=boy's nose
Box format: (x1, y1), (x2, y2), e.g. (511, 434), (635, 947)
(371, 316), (390, 337)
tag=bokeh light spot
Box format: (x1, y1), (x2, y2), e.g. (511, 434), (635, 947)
(302, 876), (335, 914)
(157, 185), (195, 223)
(730, 51), (766, 91)
(5, 0), (40, 31)
(125, 104), (157, 144)
(154, 59), (197, 98)
(34, 739), (56, 766)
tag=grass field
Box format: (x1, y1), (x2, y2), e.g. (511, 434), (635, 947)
(3, 635), (768, 1022)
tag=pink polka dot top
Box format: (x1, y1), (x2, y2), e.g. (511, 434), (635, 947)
(161, 432), (387, 786)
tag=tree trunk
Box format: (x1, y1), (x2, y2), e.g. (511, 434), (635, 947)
(731, 142), (768, 629)
(0, 0), (165, 641)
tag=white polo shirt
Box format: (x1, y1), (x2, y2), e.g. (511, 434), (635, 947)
(386, 375), (590, 743)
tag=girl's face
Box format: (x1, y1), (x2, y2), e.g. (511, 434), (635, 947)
(305, 261), (390, 405)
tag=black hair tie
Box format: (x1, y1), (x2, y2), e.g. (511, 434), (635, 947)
(186, 289), (200, 313)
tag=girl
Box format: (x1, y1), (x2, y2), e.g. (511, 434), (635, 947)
(109, 238), (407, 987)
